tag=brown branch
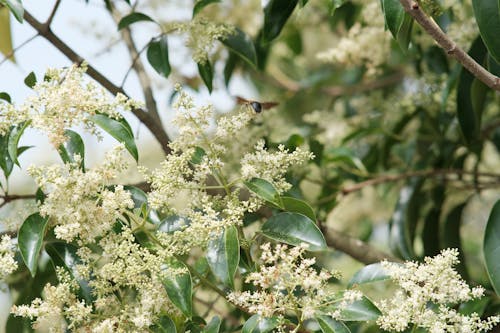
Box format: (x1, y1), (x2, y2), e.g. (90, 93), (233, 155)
(0, 193), (36, 208)
(399, 0), (500, 91)
(46, 0), (62, 26)
(22, 10), (172, 155)
(108, 6), (161, 125)
(340, 168), (500, 195)
(320, 224), (402, 264)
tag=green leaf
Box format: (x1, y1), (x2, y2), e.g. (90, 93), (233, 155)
(244, 178), (284, 209)
(151, 315), (177, 333)
(162, 260), (193, 317)
(190, 146), (206, 165)
(23, 71), (36, 88)
(8, 120), (30, 166)
(326, 147), (367, 173)
(223, 52), (238, 86)
(159, 215), (190, 233)
(329, 0), (346, 15)
(242, 315), (280, 333)
(206, 226), (239, 289)
(147, 36), (171, 78)
(0, 91), (11, 103)
(58, 129), (85, 169)
(18, 213), (49, 277)
(281, 196), (316, 222)
(484, 200), (500, 295)
(388, 178), (422, 260)
(459, 296), (490, 316)
(348, 263), (391, 287)
(331, 295), (381, 321)
(457, 37), (488, 147)
(220, 27), (257, 68)
(45, 242), (93, 303)
(117, 12), (155, 30)
(382, 0), (413, 50)
(0, 131), (14, 177)
(91, 113), (138, 161)
(197, 60), (214, 93)
(261, 0), (299, 43)
(422, 186), (445, 257)
(1, 0), (23, 23)
(262, 212), (327, 251)
(442, 203), (468, 280)
(316, 315), (351, 333)
(193, 0), (220, 17)
(0, 7), (15, 62)
(123, 185), (161, 224)
(203, 316), (221, 333)
(472, 0), (500, 63)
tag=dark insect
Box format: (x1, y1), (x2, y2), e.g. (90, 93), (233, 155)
(235, 96), (279, 113)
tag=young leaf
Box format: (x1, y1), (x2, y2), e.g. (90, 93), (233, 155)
(330, 295), (381, 321)
(316, 315), (351, 333)
(281, 196), (316, 222)
(220, 28), (257, 68)
(242, 314), (280, 333)
(193, 0), (220, 17)
(348, 263), (391, 287)
(206, 226), (239, 289)
(58, 129), (85, 169)
(197, 60), (214, 93)
(262, 212), (327, 251)
(18, 213), (49, 277)
(244, 178), (284, 209)
(472, 0), (500, 63)
(23, 71), (36, 88)
(202, 316), (221, 333)
(151, 315), (177, 333)
(91, 113), (139, 161)
(261, 0), (299, 43)
(484, 200), (500, 295)
(8, 120), (30, 166)
(147, 36), (171, 78)
(2, 0), (23, 23)
(117, 12), (155, 30)
(162, 260), (193, 317)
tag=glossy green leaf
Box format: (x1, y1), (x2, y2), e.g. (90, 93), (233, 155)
(220, 27), (257, 68)
(242, 314), (280, 333)
(0, 91), (11, 103)
(123, 185), (160, 224)
(261, 0), (299, 43)
(223, 52), (238, 86)
(1, 0), (23, 23)
(91, 113), (138, 161)
(206, 226), (239, 289)
(23, 71), (36, 88)
(396, 13), (413, 51)
(18, 213), (48, 277)
(457, 37), (488, 147)
(442, 203), (468, 280)
(244, 177), (284, 209)
(58, 129), (85, 169)
(197, 60), (213, 93)
(388, 178), (422, 260)
(316, 315), (351, 333)
(162, 260), (193, 317)
(472, 0), (500, 63)
(193, 0), (220, 17)
(484, 200), (500, 295)
(281, 196), (316, 222)
(117, 12), (155, 30)
(190, 146), (206, 165)
(382, 0), (413, 50)
(332, 295), (381, 321)
(159, 215), (190, 233)
(45, 242), (93, 303)
(262, 212), (327, 251)
(0, 132), (14, 177)
(459, 296), (490, 316)
(326, 147), (367, 173)
(203, 316), (221, 333)
(151, 315), (177, 333)
(147, 36), (171, 78)
(348, 263), (391, 287)
(8, 120), (30, 166)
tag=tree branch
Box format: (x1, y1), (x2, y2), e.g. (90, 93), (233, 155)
(399, 0), (500, 91)
(22, 10), (172, 155)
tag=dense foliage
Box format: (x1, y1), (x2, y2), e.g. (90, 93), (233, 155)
(0, 0), (499, 332)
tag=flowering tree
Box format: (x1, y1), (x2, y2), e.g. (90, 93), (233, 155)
(0, 0), (499, 332)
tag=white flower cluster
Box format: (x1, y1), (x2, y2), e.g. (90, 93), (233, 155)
(228, 243), (361, 323)
(0, 63), (142, 147)
(166, 17), (234, 64)
(317, 2), (390, 76)
(377, 249), (500, 332)
(28, 145), (134, 243)
(0, 235), (17, 282)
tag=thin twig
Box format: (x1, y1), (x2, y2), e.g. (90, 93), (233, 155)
(0, 193), (36, 208)
(22, 10), (172, 155)
(398, 0), (500, 91)
(0, 33), (39, 66)
(46, 0), (62, 26)
(120, 40), (150, 88)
